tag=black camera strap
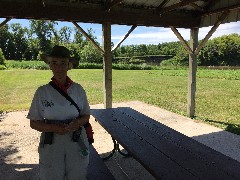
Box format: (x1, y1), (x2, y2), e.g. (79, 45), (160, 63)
(49, 81), (80, 116)
(49, 81), (94, 144)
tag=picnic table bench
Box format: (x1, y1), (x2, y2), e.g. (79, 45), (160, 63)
(87, 145), (115, 180)
(91, 107), (240, 180)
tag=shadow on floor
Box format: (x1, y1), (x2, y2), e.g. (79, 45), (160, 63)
(0, 132), (39, 180)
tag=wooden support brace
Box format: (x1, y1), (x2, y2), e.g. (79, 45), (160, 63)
(112, 25), (137, 52)
(72, 21), (105, 55)
(170, 26), (193, 54)
(195, 10), (230, 54)
(0, 18), (11, 29)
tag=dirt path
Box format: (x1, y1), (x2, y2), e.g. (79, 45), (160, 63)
(1, 101), (240, 180)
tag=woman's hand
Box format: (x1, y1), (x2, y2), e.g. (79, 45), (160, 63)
(30, 120), (68, 135)
(65, 115), (90, 132)
(52, 124), (68, 135)
(65, 119), (80, 132)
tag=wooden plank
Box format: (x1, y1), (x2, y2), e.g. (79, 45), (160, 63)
(91, 108), (240, 179)
(91, 109), (197, 179)
(87, 145), (115, 180)
(114, 108), (240, 179)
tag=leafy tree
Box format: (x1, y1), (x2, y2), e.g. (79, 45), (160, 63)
(10, 23), (29, 60)
(198, 34), (240, 66)
(73, 27), (85, 46)
(0, 24), (14, 59)
(59, 26), (72, 44)
(64, 43), (82, 61)
(147, 44), (160, 55)
(80, 42), (102, 63)
(136, 44), (148, 56)
(29, 20), (58, 54)
(158, 41), (181, 55)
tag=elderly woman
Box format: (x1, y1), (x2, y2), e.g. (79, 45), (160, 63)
(27, 45), (91, 180)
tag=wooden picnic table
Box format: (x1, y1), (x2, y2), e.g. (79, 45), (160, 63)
(91, 107), (240, 180)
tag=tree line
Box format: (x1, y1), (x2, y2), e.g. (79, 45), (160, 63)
(0, 20), (240, 66)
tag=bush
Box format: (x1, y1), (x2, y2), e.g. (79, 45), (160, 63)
(129, 58), (145, 64)
(0, 65), (7, 70)
(0, 48), (6, 65)
(5, 60), (49, 70)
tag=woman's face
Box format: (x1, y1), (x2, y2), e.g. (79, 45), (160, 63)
(49, 57), (69, 80)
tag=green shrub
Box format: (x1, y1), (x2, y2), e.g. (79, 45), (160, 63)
(78, 63), (102, 69)
(5, 60), (49, 70)
(0, 48), (6, 65)
(129, 58), (145, 64)
(0, 65), (7, 70)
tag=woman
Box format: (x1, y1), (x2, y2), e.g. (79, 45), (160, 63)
(27, 45), (90, 180)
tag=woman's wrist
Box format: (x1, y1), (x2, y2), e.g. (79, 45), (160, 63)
(75, 118), (82, 127)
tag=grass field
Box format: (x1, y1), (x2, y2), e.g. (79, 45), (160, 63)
(0, 69), (240, 135)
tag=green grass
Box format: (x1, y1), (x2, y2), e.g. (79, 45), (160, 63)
(0, 69), (240, 135)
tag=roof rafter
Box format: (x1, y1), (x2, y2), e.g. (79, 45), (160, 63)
(204, 0), (219, 11)
(158, 0), (203, 14)
(202, 3), (240, 16)
(156, 0), (170, 12)
(189, 3), (204, 11)
(105, 0), (123, 11)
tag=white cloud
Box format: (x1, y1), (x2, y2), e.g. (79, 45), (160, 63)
(109, 21), (240, 45)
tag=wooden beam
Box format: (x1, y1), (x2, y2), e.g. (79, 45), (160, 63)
(102, 22), (112, 108)
(202, 4), (240, 16)
(105, 0), (123, 11)
(189, 3), (204, 11)
(170, 27), (193, 54)
(158, 0), (200, 14)
(204, 0), (219, 11)
(195, 10), (229, 54)
(112, 25), (137, 52)
(0, 18), (11, 29)
(72, 21), (105, 55)
(187, 28), (199, 118)
(0, 2), (200, 28)
(156, 0), (170, 12)
(176, 0), (204, 12)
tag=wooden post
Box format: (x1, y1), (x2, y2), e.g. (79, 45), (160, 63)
(187, 27), (198, 118)
(102, 22), (112, 108)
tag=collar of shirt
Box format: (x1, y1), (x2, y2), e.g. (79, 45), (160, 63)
(51, 76), (73, 94)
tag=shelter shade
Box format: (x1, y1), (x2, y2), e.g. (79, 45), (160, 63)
(1, 0), (240, 28)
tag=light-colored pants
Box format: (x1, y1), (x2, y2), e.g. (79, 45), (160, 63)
(38, 130), (89, 180)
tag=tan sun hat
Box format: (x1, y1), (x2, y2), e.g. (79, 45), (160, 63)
(41, 45), (79, 68)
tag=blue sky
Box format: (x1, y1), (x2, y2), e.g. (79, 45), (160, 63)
(1, 18), (240, 46)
